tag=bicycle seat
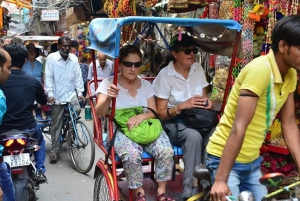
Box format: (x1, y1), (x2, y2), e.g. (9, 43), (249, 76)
(193, 163), (211, 182)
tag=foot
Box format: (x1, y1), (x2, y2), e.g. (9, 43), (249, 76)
(36, 173), (47, 184)
(49, 152), (58, 163)
(157, 193), (175, 201)
(135, 192), (146, 201)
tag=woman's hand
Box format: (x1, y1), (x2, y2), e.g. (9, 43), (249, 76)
(182, 95), (213, 109)
(127, 114), (145, 131)
(107, 84), (119, 99)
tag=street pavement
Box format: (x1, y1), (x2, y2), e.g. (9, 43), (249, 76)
(36, 109), (104, 201)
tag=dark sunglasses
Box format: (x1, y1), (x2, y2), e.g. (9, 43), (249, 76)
(122, 61), (142, 68)
(177, 48), (198, 55)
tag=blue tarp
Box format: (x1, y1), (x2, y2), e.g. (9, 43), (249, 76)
(88, 16), (242, 58)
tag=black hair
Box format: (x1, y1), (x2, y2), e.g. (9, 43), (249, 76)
(0, 39), (4, 43)
(158, 54), (174, 72)
(4, 43), (28, 69)
(58, 36), (71, 45)
(271, 15), (300, 53)
(50, 43), (58, 53)
(71, 40), (79, 50)
(119, 45), (142, 62)
(0, 49), (7, 72)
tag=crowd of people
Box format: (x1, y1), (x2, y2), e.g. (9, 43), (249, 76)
(1, 14), (300, 201)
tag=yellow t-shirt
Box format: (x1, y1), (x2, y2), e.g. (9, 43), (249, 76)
(206, 50), (297, 163)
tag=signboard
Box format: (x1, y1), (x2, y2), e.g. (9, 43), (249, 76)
(41, 10), (59, 21)
(57, 11), (67, 31)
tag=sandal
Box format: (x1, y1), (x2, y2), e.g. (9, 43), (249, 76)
(49, 152), (57, 163)
(157, 193), (175, 201)
(135, 192), (146, 201)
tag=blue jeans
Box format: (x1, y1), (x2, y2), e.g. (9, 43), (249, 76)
(25, 124), (46, 174)
(0, 162), (16, 201)
(206, 154), (268, 201)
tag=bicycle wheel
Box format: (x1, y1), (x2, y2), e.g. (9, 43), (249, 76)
(67, 120), (95, 173)
(93, 171), (114, 201)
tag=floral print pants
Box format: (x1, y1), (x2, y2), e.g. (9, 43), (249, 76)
(114, 130), (174, 189)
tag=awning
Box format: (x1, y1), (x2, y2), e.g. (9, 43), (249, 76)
(2, 0), (32, 9)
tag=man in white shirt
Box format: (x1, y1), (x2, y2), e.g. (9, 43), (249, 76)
(88, 52), (114, 95)
(44, 36), (85, 163)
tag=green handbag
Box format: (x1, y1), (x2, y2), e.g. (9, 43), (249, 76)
(114, 106), (162, 145)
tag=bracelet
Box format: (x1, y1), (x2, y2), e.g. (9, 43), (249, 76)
(174, 106), (181, 114)
(167, 108), (172, 117)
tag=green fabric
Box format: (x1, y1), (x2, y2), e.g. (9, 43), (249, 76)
(115, 106), (162, 145)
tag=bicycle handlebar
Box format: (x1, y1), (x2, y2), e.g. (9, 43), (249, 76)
(263, 180), (300, 199)
(50, 100), (83, 105)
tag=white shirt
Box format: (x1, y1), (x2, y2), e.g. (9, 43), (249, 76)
(96, 76), (154, 109)
(153, 61), (208, 107)
(44, 51), (84, 102)
(87, 59), (114, 80)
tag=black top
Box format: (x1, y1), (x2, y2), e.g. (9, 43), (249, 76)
(0, 69), (47, 133)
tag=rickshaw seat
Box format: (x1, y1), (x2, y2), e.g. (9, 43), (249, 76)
(103, 134), (183, 162)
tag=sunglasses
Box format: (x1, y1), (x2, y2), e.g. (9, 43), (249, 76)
(122, 61), (142, 68)
(177, 48), (198, 55)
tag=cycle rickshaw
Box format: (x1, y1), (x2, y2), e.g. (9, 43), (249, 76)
(86, 16), (243, 201)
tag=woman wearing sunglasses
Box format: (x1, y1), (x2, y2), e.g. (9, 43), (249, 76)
(95, 45), (175, 201)
(153, 34), (214, 200)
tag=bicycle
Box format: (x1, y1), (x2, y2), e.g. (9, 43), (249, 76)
(36, 100), (95, 174)
(188, 166), (300, 201)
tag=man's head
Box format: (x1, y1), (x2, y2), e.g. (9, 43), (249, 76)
(26, 43), (38, 61)
(97, 52), (107, 67)
(57, 36), (71, 58)
(0, 48), (11, 84)
(4, 43), (28, 69)
(50, 43), (58, 53)
(271, 15), (300, 54)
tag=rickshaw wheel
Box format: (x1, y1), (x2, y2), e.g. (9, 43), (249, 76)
(93, 171), (114, 201)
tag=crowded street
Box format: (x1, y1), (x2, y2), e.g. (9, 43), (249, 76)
(0, 0), (300, 199)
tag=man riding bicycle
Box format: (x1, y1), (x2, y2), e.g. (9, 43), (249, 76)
(206, 15), (300, 201)
(44, 36), (85, 163)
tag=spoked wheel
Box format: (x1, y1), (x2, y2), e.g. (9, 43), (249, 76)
(67, 120), (95, 173)
(93, 171), (114, 201)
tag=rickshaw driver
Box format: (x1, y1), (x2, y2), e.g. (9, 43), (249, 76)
(45, 36), (85, 163)
(206, 15), (300, 201)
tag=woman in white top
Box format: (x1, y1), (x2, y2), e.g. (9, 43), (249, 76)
(95, 45), (175, 201)
(153, 34), (214, 200)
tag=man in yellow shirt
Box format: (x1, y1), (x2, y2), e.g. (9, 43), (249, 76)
(206, 15), (300, 201)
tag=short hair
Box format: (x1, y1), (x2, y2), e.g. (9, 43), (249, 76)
(0, 49), (7, 71)
(119, 45), (142, 62)
(271, 15), (300, 53)
(50, 43), (58, 53)
(58, 36), (71, 45)
(4, 43), (28, 69)
(71, 40), (79, 50)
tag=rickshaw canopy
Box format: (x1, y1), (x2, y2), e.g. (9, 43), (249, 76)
(88, 16), (243, 59)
